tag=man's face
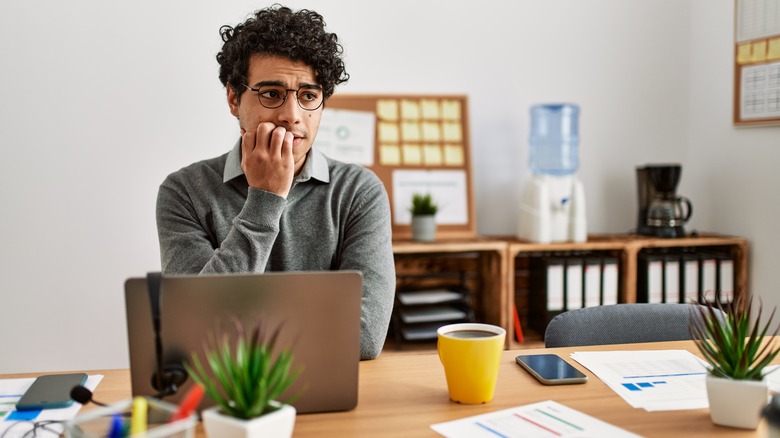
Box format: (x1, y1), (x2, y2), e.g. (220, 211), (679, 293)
(228, 54), (323, 170)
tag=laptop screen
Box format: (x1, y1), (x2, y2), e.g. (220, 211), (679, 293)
(124, 271), (362, 414)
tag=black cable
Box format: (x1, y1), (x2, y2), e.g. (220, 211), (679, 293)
(0, 420), (64, 438)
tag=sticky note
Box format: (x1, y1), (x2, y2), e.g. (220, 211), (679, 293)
(751, 40), (767, 62)
(441, 100), (461, 120)
(380, 145), (401, 165)
(401, 100), (420, 120)
(422, 122), (441, 141)
(442, 122), (462, 142)
(421, 100), (441, 119)
(402, 145), (422, 165)
(737, 43), (752, 64)
(423, 145), (443, 165)
(444, 145), (464, 166)
(401, 122), (421, 141)
(768, 38), (780, 61)
(378, 122), (400, 143)
(377, 100), (398, 121)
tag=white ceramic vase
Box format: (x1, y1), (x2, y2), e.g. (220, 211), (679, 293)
(202, 402), (296, 438)
(411, 215), (436, 242)
(706, 374), (768, 429)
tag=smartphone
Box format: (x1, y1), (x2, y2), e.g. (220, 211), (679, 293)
(515, 354), (588, 385)
(16, 373), (88, 411)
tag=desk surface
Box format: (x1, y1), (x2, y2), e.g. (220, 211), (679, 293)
(3, 341), (769, 437)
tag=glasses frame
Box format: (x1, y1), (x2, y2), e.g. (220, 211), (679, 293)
(242, 84), (324, 111)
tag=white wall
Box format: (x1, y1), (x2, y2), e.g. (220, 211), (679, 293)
(0, 0), (770, 373)
(686, 0), (780, 319)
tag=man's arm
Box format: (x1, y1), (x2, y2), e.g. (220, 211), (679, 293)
(156, 177), (285, 274)
(339, 177), (396, 360)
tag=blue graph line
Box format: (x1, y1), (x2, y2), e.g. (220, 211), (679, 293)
(476, 421), (509, 438)
(624, 372), (705, 379)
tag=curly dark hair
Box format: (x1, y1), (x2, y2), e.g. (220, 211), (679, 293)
(217, 4), (349, 101)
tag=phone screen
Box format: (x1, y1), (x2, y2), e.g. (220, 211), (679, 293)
(16, 373), (88, 411)
(515, 354), (587, 385)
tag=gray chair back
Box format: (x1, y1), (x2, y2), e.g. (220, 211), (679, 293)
(544, 303), (726, 348)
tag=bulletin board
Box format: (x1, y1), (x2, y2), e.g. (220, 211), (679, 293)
(320, 94), (477, 240)
(733, 0), (780, 126)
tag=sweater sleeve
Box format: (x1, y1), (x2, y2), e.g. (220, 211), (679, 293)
(340, 177), (396, 360)
(156, 178), (285, 275)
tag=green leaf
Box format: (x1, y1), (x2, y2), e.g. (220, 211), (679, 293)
(185, 316), (302, 419)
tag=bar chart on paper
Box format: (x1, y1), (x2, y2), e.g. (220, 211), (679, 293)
(570, 350), (709, 411)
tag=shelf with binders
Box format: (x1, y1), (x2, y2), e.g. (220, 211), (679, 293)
(505, 233), (748, 348)
(518, 250), (623, 336)
(637, 246), (739, 306)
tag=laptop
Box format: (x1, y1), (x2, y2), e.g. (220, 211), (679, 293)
(124, 271), (362, 414)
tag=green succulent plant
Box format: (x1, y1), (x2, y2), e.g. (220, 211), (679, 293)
(410, 193), (439, 216)
(185, 317), (302, 419)
(690, 295), (780, 381)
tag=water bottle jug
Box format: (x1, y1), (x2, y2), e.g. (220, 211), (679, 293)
(529, 103), (580, 176)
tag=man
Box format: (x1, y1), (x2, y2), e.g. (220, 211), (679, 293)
(156, 5), (395, 360)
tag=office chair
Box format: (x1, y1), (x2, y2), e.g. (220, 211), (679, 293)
(544, 303), (726, 348)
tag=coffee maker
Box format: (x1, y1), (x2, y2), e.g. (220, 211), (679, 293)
(636, 164), (692, 238)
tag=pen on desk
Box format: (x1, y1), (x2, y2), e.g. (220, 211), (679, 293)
(130, 396), (148, 435)
(107, 413), (124, 438)
(169, 384), (204, 423)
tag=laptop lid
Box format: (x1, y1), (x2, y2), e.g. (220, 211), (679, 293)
(124, 271), (362, 414)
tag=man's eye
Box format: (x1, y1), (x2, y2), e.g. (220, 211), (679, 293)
(300, 92), (318, 101)
(260, 90), (281, 99)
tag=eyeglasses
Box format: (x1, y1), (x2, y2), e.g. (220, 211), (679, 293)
(242, 84), (324, 111)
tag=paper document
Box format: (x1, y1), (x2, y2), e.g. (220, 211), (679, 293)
(0, 374), (103, 438)
(431, 400), (641, 437)
(571, 350), (708, 411)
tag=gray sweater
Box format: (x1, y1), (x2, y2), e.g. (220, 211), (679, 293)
(156, 140), (395, 359)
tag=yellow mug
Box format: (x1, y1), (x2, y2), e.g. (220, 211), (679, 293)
(437, 323), (506, 404)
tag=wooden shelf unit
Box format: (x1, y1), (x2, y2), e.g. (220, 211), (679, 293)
(389, 233), (748, 350)
(391, 238), (509, 347)
(505, 233), (748, 348)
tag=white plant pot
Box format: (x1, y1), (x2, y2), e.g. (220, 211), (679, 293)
(411, 215), (436, 241)
(202, 402), (296, 438)
(706, 374), (768, 429)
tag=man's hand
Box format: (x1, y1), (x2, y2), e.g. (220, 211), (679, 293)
(241, 122), (295, 198)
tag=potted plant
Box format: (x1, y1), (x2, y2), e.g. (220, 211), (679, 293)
(410, 193), (439, 242)
(689, 294), (780, 429)
(185, 317), (301, 438)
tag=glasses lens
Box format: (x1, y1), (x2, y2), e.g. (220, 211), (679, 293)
(256, 86), (286, 109)
(296, 87), (323, 110)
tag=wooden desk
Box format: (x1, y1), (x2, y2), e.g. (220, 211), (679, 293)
(3, 341), (769, 437)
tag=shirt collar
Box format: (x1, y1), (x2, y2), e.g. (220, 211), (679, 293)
(223, 138), (330, 184)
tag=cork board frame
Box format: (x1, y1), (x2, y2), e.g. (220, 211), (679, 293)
(324, 94), (477, 240)
(733, 0), (780, 126)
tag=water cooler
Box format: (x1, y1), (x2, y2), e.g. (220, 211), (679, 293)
(517, 103), (587, 243)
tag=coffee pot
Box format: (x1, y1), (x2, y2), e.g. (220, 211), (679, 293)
(636, 164), (692, 238)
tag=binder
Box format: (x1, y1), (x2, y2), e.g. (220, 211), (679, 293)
(717, 254), (735, 303)
(681, 253), (700, 303)
(700, 253), (718, 302)
(528, 256), (566, 334)
(583, 257), (602, 307)
(546, 258), (566, 311)
(637, 253), (663, 303)
(565, 258), (584, 310)
(663, 254), (681, 304)
(602, 257), (619, 305)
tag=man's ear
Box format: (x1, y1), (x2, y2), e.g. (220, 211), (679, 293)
(227, 85), (240, 118)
